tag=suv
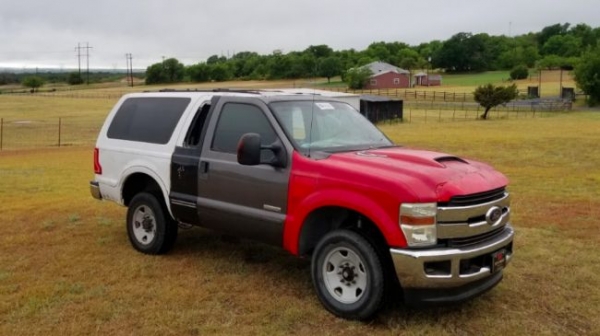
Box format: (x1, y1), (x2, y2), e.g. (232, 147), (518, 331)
(90, 89), (514, 320)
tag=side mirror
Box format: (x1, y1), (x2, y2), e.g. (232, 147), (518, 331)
(237, 133), (262, 166)
(237, 133), (288, 168)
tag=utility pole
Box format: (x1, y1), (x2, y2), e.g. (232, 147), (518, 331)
(125, 53), (134, 87)
(75, 43), (82, 76)
(75, 42), (92, 83)
(83, 43), (93, 85)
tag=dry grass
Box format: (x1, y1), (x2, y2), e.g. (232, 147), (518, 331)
(1, 106), (600, 335)
(0, 96), (114, 149)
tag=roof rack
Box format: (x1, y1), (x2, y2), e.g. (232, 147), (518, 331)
(143, 88), (264, 94)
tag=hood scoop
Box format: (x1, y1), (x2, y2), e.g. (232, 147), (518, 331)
(435, 156), (469, 166)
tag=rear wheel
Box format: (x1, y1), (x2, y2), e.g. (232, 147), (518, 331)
(311, 229), (385, 320)
(126, 192), (178, 255)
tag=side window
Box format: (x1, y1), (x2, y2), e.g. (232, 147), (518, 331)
(184, 104), (211, 147)
(107, 97), (190, 144)
(212, 103), (277, 154)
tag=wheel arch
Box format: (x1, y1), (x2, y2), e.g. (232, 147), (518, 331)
(297, 206), (390, 257)
(121, 170), (171, 217)
(285, 188), (405, 256)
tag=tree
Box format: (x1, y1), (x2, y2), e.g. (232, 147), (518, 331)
(510, 65), (529, 80)
(145, 58), (185, 84)
(473, 84), (518, 119)
(542, 35), (582, 57)
(22, 76), (45, 93)
(574, 48), (600, 106)
(344, 67), (372, 89)
(210, 63), (232, 82)
(67, 72), (84, 85)
(435, 32), (491, 72)
(569, 23), (597, 48)
(537, 23), (570, 47)
(187, 63), (211, 82)
(145, 63), (167, 84)
(318, 57), (342, 83)
(536, 55), (579, 70)
(305, 45), (333, 59)
(162, 58), (185, 83)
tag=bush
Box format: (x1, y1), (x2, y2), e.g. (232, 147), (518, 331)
(67, 73), (84, 85)
(21, 76), (45, 93)
(574, 48), (600, 106)
(510, 65), (529, 80)
(344, 67), (372, 89)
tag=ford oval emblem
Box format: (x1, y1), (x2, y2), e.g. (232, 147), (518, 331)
(485, 206), (503, 225)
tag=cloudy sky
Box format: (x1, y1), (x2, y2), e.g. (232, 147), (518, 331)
(0, 0), (598, 70)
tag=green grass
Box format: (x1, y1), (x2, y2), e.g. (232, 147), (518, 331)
(440, 71), (511, 87)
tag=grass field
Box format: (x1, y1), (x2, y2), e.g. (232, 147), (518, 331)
(1, 97), (599, 335)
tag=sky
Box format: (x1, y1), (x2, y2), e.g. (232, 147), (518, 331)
(0, 0), (598, 70)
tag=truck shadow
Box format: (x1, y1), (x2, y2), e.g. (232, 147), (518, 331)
(170, 227), (482, 326)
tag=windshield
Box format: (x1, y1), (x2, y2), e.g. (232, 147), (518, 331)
(270, 100), (393, 155)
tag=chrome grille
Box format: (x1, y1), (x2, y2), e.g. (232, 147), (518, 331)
(440, 187), (506, 207)
(442, 226), (507, 248)
(436, 188), (511, 242)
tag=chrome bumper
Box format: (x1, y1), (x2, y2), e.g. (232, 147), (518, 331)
(90, 181), (102, 200)
(390, 225), (514, 289)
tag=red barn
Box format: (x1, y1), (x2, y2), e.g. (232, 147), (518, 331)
(362, 62), (410, 89)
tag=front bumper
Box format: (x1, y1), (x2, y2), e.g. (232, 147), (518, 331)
(90, 181), (102, 200)
(390, 224), (514, 305)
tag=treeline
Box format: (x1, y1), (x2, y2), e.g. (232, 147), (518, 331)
(145, 22), (600, 85)
(0, 71), (144, 86)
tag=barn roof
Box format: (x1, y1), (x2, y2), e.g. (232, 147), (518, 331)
(363, 61), (409, 76)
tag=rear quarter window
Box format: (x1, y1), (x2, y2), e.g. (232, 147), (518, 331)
(107, 97), (191, 144)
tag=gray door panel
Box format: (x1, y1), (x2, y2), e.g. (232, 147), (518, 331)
(197, 97), (292, 246)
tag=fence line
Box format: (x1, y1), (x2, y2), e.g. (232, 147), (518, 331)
(323, 87), (475, 102)
(0, 117), (103, 151)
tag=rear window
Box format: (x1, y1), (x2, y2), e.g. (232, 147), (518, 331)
(107, 97), (191, 144)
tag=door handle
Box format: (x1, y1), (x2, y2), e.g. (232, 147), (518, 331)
(200, 161), (209, 173)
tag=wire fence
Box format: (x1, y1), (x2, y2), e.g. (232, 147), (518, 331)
(324, 87), (476, 102)
(0, 117), (102, 150)
(0, 106), (561, 150)
(0, 87), (571, 151)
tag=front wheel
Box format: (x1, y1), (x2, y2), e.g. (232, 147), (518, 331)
(126, 192), (178, 255)
(311, 229), (386, 320)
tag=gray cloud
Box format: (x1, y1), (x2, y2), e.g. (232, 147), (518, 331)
(0, 0), (598, 69)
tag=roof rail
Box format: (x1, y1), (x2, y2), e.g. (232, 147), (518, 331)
(147, 88), (264, 94)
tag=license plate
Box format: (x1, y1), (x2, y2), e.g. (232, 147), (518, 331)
(491, 249), (507, 273)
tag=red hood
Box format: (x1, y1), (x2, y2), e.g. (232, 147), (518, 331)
(320, 147), (508, 202)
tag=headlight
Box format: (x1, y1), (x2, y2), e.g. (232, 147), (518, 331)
(400, 203), (437, 247)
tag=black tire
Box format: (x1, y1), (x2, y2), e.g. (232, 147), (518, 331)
(311, 229), (385, 320)
(126, 192), (178, 255)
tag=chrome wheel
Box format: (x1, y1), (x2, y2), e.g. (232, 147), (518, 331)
(132, 205), (156, 245)
(322, 246), (368, 304)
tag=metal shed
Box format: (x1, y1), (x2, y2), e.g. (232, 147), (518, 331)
(359, 95), (403, 123)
